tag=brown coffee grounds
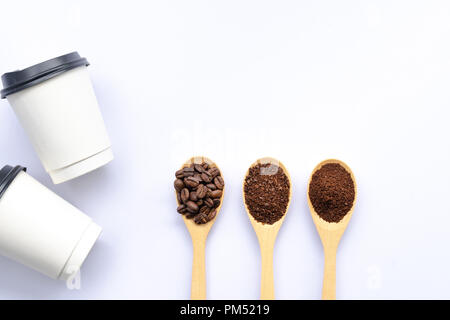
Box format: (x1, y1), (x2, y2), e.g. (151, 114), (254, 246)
(244, 163), (290, 225)
(309, 163), (355, 223)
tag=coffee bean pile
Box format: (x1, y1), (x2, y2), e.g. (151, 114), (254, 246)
(308, 163), (355, 223)
(174, 162), (224, 224)
(244, 163), (290, 225)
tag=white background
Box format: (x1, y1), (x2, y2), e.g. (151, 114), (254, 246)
(0, 0), (449, 299)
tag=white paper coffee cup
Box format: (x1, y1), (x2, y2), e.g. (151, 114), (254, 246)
(0, 165), (102, 280)
(1, 52), (113, 184)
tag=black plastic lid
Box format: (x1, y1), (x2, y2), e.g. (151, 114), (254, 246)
(1, 52), (89, 99)
(0, 165), (26, 200)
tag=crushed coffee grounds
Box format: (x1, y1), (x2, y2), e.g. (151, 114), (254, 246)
(244, 163), (290, 225)
(308, 163), (355, 223)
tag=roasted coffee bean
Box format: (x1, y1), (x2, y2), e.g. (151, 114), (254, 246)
(186, 201), (199, 213)
(194, 164), (204, 173)
(206, 183), (217, 190)
(214, 176), (224, 190)
(210, 190), (222, 198)
(194, 213), (208, 224)
(185, 176), (199, 188)
(177, 204), (187, 214)
(174, 162), (224, 225)
(194, 207), (216, 224)
(207, 210), (217, 220)
(204, 197), (214, 208)
(175, 169), (184, 179)
(180, 188), (190, 203)
(208, 167), (220, 178)
(196, 184), (208, 199)
(193, 214), (202, 223)
(201, 171), (212, 183)
(182, 167), (195, 177)
(185, 212), (196, 219)
(174, 179), (184, 191)
(199, 206), (210, 215)
(189, 191), (198, 202)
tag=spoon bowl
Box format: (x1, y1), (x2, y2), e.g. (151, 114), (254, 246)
(177, 156), (225, 300)
(307, 159), (357, 300)
(243, 157), (292, 299)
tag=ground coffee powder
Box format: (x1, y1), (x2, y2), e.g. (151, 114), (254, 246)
(244, 163), (290, 225)
(308, 163), (355, 223)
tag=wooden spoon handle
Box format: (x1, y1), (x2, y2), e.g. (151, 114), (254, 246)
(191, 239), (206, 300)
(260, 245), (275, 300)
(322, 248), (337, 300)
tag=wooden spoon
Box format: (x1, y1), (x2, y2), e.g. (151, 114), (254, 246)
(177, 156), (225, 300)
(243, 157), (292, 300)
(307, 159), (357, 300)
